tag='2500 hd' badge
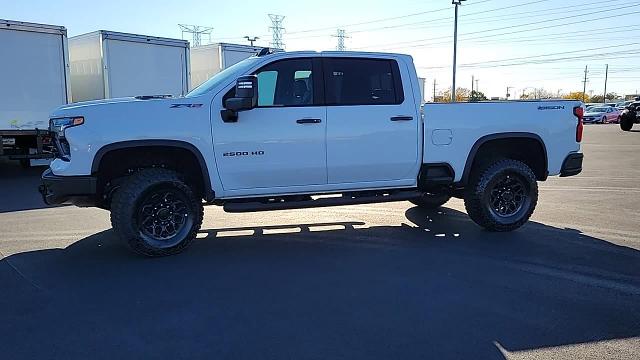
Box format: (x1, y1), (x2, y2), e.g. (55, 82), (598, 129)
(170, 104), (203, 108)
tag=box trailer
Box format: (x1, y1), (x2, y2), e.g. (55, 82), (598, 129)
(69, 30), (190, 102)
(190, 43), (264, 89)
(0, 19), (70, 165)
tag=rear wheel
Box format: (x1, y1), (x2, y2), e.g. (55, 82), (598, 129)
(410, 192), (451, 209)
(110, 168), (203, 257)
(620, 114), (634, 131)
(464, 159), (538, 232)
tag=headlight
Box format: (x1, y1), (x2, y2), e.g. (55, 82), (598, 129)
(49, 116), (84, 137)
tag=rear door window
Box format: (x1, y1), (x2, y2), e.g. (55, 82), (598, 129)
(323, 58), (404, 106)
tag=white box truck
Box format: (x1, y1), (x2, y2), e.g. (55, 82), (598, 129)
(190, 43), (264, 89)
(68, 30), (190, 102)
(0, 19), (70, 166)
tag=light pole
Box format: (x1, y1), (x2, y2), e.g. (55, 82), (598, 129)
(244, 36), (259, 46)
(451, 0), (466, 102)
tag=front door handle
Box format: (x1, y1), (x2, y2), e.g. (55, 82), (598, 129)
(296, 118), (322, 124)
(390, 116), (413, 121)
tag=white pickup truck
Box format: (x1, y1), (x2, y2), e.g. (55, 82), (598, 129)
(39, 50), (584, 256)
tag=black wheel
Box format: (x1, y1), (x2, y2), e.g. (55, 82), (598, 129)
(464, 159), (538, 232)
(620, 115), (633, 131)
(601, 116), (607, 124)
(410, 192), (451, 209)
(110, 168), (203, 257)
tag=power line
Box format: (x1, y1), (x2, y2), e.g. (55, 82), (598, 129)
(284, 0), (495, 36)
(359, 4), (640, 51)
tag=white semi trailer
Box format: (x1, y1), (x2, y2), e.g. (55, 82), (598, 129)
(190, 43), (264, 90)
(68, 30), (190, 102)
(0, 19), (71, 166)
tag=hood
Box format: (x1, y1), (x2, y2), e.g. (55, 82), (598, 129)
(50, 96), (175, 117)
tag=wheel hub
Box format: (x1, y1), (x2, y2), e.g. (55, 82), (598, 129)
(489, 175), (527, 217)
(138, 191), (189, 240)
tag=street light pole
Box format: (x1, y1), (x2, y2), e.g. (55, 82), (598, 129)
(451, 0), (466, 102)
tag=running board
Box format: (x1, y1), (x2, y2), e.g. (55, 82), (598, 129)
(223, 190), (422, 213)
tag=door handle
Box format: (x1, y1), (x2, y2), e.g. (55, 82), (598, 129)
(296, 118), (322, 124)
(390, 116), (413, 121)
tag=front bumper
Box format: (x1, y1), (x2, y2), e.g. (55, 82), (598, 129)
(560, 153), (583, 177)
(39, 168), (98, 206)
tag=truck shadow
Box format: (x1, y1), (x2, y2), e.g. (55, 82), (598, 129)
(0, 159), (58, 213)
(1, 207), (639, 359)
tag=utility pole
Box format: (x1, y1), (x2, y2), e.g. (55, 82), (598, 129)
(332, 29), (349, 51)
(582, 65), (589, 103)
(451, 0), (466, 102)
(471, 75), (474, 101)
(268, 14), (286, 49)
(244, 36), (259, 46)
(603, 64), (609, 104)
(433, 79), (437, 102)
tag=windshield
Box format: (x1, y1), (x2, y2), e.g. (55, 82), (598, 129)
(186, 57), (261, 97)
(589, 107), (608, 112)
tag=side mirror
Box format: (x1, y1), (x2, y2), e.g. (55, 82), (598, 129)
(224, 75), (258, 112)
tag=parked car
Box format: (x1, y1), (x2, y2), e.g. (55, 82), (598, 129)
(39, 50), (584, 256)
(583, 106), (620, 124)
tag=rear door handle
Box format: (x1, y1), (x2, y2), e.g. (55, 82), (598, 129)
(390, 116), (413, 121)
(296, 118), (322, 124)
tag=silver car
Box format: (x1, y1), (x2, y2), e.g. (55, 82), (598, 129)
(583, 106), (621, 124)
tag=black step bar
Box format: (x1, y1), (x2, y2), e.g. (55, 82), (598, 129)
(223, 190), (422, 213)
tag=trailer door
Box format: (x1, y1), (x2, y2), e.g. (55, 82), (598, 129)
(105, 39), (187, 98)
(0, 28), (67, 130)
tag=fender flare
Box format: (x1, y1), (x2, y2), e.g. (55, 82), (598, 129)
(91, 140), (214, 201)
(460, 132), (548, 185)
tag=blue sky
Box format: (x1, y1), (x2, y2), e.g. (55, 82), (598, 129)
(5, 0), (640, 99)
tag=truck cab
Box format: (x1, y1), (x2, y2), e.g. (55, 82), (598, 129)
(40, 50), (584, 256)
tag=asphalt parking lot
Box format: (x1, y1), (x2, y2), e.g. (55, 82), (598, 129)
(1, 124), (639, 359)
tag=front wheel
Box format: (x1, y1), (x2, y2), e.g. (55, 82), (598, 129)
(110, 168), (204, 257)
(464, 159), (538, 232)
(601, 116), (607, 124)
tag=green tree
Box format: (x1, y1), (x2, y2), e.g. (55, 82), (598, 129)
(470, 90), (487, 102)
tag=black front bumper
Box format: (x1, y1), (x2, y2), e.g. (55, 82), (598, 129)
(560, 153), (583, 177)
(39, 168), (98, 206)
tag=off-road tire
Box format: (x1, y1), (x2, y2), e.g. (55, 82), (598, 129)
(110, 168), (203, 257)
(410, 192), (451, 209)
(620, 115), (634, 131)
(464, 159), (538, 232)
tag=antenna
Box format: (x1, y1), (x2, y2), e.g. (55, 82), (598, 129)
(332, 29), (350, 51)
(178, 24), (213, 47)
(268, 14), (285, 49)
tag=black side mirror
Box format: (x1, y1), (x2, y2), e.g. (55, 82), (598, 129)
(224, 75), (258, 112)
